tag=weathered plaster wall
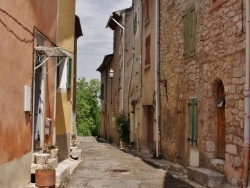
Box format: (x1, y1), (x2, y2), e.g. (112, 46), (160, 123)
(56, 0), (76, 161)
(0, 0), (58, 186)
(140, 0), (157, 150)
(130, 0), (143, 146)
(0, 152), (32, 188)
(160, 0), (245, 185)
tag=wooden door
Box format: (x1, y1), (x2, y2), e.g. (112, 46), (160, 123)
(177, 99), (185, 165)
(148, 106), (154, 151)
(217, 82), (226, 159)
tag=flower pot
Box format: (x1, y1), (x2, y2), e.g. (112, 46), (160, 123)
(49, 148), (58, 158)
(35, 153), (50, 165)
(35, 169), (56, 187)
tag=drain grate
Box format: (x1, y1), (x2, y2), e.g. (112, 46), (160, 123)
(108, 169), (129, 173)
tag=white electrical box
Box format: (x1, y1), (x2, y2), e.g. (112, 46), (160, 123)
(24, 86), (31, 111)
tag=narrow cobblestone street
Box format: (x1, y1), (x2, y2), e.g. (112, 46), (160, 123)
(65, 137), (195, 188)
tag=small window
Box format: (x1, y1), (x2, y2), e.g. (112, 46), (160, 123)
(183, 5), (196, 59)
(56, 57), (72, 89)
(101, 83), (104, 100)
(145, 0), (150, 22)
(66, 58), (72, 88)
(145, 35), (150, 66)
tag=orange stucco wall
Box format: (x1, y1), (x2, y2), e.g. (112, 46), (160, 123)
(0, 0), (58, 166)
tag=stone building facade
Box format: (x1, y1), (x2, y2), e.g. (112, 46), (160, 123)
(99, 8), (133, 145)
(159, 0), (245, 185)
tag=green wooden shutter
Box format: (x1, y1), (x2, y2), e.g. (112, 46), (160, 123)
(183, 5), (196, 58)
(183, 10), (188, 58)
(190, 5), (196, 57)
(188, 98), (198, 146)
(66, 58), (72, 88)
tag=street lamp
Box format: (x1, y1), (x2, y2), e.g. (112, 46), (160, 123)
(109, 68), (114, 78)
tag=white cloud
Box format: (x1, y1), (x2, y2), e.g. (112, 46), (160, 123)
(76, 0), (132, 81)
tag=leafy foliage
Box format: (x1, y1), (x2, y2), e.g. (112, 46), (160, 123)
(76, 78), (100, 136)
(115, 113), (130, 144)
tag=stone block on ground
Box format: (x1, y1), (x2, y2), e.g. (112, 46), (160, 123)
(188, 167), (226, 188)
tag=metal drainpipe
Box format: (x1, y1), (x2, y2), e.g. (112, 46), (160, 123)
(128, 1), (135, 144)
(154, 0), (160, 158)
(242, 1), (250, 187)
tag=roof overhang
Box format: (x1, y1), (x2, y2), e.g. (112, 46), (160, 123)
(106, 11), (123, 30)
(96, 54), (113, 72)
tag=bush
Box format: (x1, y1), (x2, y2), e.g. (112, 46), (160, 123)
(115, 113), (130, 144)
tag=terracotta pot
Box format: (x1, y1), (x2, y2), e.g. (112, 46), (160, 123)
(35, 169), (56, 187)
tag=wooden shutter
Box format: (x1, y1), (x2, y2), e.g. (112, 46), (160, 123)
(145, 36), (150, 65)
(183, 5), (196, 58)
(145, 0), (150, 21)
(190, 5), (196, 57)
(188, 98), (198, 146)
(183, 10), (189, 58)
(66, 58), (72, 88)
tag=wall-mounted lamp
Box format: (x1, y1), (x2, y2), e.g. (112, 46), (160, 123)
(109, 68), (114, 78)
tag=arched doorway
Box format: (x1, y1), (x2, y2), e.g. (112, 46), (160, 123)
(217, 81), (226, 159)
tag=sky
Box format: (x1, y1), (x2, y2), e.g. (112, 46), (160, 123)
(75, 0), (132, 81)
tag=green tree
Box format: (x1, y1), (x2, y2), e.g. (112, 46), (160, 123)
(76, 77), (100, 136)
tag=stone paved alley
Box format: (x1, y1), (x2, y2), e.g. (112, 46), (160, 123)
(65, 137), (198, 188)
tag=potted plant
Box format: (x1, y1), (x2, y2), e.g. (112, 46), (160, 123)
(48, 144), (58, 158)
(43, 143), (58, 158)
(35, 154), (56, 187)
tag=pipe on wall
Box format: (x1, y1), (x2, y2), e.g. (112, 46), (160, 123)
(242, 0), (250, 187)
(154, 0), (160, 158)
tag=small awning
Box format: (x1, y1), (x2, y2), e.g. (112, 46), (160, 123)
(35, 46), (68, 57)
(34, 46), (69, 70)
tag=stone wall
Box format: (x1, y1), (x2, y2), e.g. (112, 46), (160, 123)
(160, 0), (245, 184)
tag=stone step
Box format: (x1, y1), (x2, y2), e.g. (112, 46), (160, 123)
(187, 167), (226, 188)
(55, 164), (70, 187)
(169, 163), (187, 175)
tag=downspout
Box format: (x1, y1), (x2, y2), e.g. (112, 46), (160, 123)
(155, 0), (160, 158)
(31, 27), (36, 152)
(128, 1), (135, 143)
(140, 0), (143, 98)
(129, 1), (135, 106)
(242, 0), (250, 187)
